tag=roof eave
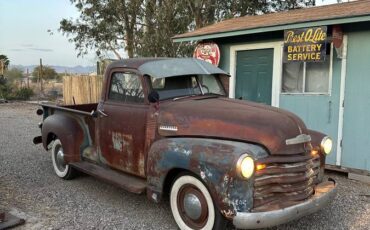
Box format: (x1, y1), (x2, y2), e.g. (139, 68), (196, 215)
(173, 14), (370, 42)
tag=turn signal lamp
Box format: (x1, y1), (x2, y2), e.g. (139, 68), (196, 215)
(256, 163), (266, 171)
(311, 149), (319, 156)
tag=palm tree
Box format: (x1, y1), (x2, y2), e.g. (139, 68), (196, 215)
(0, 55), (10, 76)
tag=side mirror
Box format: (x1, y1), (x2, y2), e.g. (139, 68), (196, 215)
(148, 91), (159, 103)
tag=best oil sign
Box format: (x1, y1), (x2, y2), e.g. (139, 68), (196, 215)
(284, 26), (327, 62)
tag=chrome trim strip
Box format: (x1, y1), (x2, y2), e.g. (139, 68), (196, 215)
(233, 180), (337, 229)
(159, 125), (178, 132)
(285, 134), (311, 145)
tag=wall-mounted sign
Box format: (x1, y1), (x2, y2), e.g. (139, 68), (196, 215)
(283, 26), (327, 63)
(193, 42), (220, 66)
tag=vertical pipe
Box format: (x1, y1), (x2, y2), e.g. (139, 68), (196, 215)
(27, 68), (30, 88)
(39, 58), (43, 94)
(336, 35), (348, 166)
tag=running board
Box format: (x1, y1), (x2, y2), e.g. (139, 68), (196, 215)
(71, 161), (147, 194)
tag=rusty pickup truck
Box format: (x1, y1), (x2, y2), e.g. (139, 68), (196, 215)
(34, 58), (337, 229)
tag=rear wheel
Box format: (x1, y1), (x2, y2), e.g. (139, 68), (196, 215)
(170, 174), (227, 230)
(51, 139), (76, 180)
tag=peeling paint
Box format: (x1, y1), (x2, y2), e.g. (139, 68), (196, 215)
(152, 193), (158, 201)
(200, 171), (206, 180)
(82, 146), (98, 162)
(112, 132), (124, 151)
(147, 138), (263, 216)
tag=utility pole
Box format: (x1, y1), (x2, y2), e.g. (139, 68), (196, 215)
(27, 68), (30, 88)
(39, 58), (43, 94)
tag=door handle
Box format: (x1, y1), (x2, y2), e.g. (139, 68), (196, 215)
(328, 101), (332, 124)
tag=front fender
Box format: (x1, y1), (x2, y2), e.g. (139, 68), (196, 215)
(307, 129), (326, 148)
(41, 113), (85, 163)
(146, 138), (268, 218)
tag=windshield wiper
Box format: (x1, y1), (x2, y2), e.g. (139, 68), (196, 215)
(173, 94), (198, 101)
(204, 92), (224, 96)
(195, 93), (224, 100)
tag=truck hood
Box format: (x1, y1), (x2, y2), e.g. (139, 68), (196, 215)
(157, 97), (310, 155)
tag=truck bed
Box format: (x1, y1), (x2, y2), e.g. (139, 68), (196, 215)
(41, 103), (98, 116)
(63, 103), (99, 113)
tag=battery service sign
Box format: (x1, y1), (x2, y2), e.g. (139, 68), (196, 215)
(283, 26), (327, 63)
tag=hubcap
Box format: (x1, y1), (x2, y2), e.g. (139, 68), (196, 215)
(183, 193), (202, 220)
(177, 185), (209, 229)
(55, 146), (66, 171)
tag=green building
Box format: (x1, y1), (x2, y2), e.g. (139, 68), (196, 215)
(174, 1), (370, 175)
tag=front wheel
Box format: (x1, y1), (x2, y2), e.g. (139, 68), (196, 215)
(51, 139), (77, 180)
(170, 174), (227, 230)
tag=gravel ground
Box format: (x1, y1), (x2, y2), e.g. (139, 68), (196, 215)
(0, 102), (369, 230)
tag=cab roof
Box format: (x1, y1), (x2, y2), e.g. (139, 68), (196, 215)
(106, 58), (229, 78)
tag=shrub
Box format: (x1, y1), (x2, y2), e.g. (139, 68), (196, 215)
(14, 87), (34, 100)
(0, 77), (13, 99)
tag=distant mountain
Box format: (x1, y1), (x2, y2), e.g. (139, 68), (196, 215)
(10, 64), (96, 74)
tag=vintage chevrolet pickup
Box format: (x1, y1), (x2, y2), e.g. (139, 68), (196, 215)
(34, 58), (337, 229)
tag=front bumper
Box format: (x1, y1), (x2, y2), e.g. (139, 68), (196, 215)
(233, 179), (337, 229)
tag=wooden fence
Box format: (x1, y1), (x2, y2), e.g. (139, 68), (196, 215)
(63, 75), (103, 105)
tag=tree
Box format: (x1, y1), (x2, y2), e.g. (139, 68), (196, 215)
(4, 67), (23, 82)
(270, 0), (316, 11)
(32, 66), (58, 82)
(0, 54), (10, 75)
(60, 0), (316, 59)
(59, 0), (143, 59)
(136, 0), (194, 57)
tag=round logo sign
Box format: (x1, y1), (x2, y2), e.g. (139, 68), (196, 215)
(193, 42), (220, 66)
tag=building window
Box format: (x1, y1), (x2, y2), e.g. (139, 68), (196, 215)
(108, 72), (144, 103)
(282, 44), (332, 94)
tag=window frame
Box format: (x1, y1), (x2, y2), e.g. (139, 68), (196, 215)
(145, 74), (227, 101)
(105, 69), (148, 104)
(280, 43), (333, 96)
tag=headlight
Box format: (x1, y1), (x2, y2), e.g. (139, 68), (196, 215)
(236, 154), (254, 179)
(320, 136), (332, 154)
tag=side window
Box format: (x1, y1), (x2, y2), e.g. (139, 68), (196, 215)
(282, 43), (332, 94)
(108, 72), (144, 103)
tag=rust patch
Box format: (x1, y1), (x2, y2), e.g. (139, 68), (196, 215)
(112, 132), (133, 153)
(82, 146), (99, 162)
(253, 152), (321, 212)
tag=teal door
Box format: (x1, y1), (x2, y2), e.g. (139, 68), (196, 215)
(279, 46), (342, 166)
(235, 49), (274, 105)
(341, 31), (370, 171)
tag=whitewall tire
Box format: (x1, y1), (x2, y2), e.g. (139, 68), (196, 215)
(170, 174), (227, 230)
(51, 139), (76, 180)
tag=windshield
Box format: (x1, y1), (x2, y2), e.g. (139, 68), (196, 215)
(150, 75), (226, 100)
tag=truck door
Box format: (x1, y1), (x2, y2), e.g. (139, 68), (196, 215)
(98, 70), (147, 177)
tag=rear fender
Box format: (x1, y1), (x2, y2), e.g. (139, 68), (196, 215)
(41, 113), (86, 163)
(307, 129), (326, 149)
(146, 138), (268, 219)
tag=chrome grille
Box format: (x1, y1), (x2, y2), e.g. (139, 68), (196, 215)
(253, 153), (321, 212)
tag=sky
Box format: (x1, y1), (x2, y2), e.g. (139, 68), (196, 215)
(0, 0), (339, 67)
(0, 0), (96, 67)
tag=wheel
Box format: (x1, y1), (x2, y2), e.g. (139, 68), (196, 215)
(51, 139), (77, 180)
(170, 174), (227, 230)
